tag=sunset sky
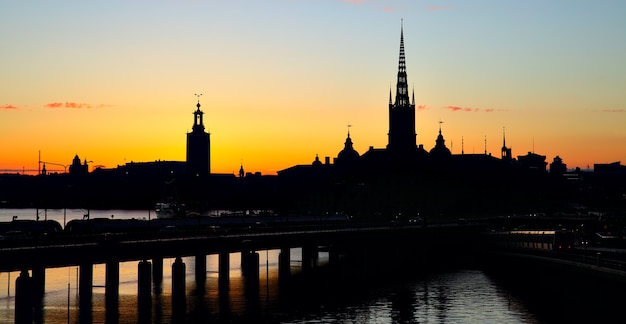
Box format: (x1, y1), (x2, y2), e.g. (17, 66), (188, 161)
(2, 1), (625, 175)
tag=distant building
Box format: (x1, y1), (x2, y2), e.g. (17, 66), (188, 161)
(186, 99), (210, 176)
(594, 162), (626, 175)
(549, 156), (567, 175)
(387, 23), (418, 154)
(517, 152), (547, 171)
(68, 154), (88, 176)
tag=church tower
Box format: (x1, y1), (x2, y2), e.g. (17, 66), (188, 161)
(387, 21), (417, 153)
(186, 95), (210, 176)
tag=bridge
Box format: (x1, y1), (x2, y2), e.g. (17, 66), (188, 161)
(3, 216), (626, 322)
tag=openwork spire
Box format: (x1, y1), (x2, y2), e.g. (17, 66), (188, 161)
(394, 20), (410, 107)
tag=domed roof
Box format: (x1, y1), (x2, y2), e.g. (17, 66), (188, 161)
(429, 125), (451, 159)
(337, 132), (360, 165)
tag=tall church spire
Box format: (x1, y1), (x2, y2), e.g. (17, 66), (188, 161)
(394, 20), (410, 107)
(387, 20), (417, 152)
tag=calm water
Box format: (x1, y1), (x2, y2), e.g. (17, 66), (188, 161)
(0, 209), (560, 323)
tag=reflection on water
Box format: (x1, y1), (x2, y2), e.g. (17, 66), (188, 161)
(0, 253), (543, 323)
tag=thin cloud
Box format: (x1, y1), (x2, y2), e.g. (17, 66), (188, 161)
(1, 104), (18, 110)
(417, 104), (428, 111)
(444, 105), (507, 113)
(602, 109), (626, 113)
(426, 6), (456, 11)
(44, 102), (110, 109)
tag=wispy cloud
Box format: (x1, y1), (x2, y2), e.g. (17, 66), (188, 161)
(426, 6), (456, 11)
(444, 105), (507, 113)
(601, 109), (626, 113)
(44, 102), (110, 109)
(1, 104), (18, 110)
(417, 104), (428, 111)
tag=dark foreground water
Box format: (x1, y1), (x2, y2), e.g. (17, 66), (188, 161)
(0, 209), (620, 323)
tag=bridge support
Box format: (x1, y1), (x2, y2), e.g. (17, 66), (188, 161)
(138, 260), (152, 322)
(195, 254), (206, 287)
(105, 260), (119, 312)
(241, 251), (259, 279)
(31, 266), (45, 300)
(219, 252), (230, 291)
(79, 263), (93, 323)
(15, 269), (32, 324)
(279, 246), (291, 284)
(302, 245), (318, 271)
(171, 257), (186, 320)
(152, 256), (163, 285)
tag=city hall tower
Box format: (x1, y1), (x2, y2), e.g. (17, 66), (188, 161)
(186, 95), (210, 176)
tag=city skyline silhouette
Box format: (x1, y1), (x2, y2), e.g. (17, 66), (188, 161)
(1, 1), (625, 176)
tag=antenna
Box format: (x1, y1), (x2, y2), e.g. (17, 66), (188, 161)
(484, 135), (487, 155)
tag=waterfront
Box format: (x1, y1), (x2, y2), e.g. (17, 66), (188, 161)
(0, 209), (618, 323)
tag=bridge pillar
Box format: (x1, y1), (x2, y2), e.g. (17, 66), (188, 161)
(195, 254), (206, 286)
(15, 269), (33, 324)
(301, 245), (318, 271)
(105, 260), (119, 312)
(171, 257), (186, 319)
(241, 251), (259, 279)
(138, 260), (152, 322)
(138, 260), (152, 307)
(219, 251), (230, 291)
(79, 263), (93, 323)
(279, 246), (291, 284)
(31, 266), (45, 300)
(152, 256), (163, 285)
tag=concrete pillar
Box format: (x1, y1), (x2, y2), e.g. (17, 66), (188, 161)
(138, 260), (152, 323)
(279, 246), (291, 284)
(219, 251), (230, 291)
(171, 257), (186, 318)
(302, 245), (318, 271)
(79, 263), (93, 323)
(31, 266), (45, 300)
(242, 251), (259, 279)
(79, 263), (93, 308)
(105, 260), (119, 311)
(138, 260), (152, 307)
(195, 254), (206, 285)
(15, 269), (33, 324)
(152, 256), (163, 285)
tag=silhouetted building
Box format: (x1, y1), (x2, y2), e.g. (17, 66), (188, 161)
(429, 123), (451, 160)
(518, 152), (547, 171)
(336, 129), (360, 167)
(550, 156), (567, 175)
(387, 23), (417, 153)
(69, 155), (88, 176)
(186, 99), (210, 176)
(594, 162), (626, 175)
(501, 128), (513, 162)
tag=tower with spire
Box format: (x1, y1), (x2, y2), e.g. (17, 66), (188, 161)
(387, 21), (417, 153)
(186, 94), (211, 176)
(336, 124), (360, 166)
(501, 127), (512, 162)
